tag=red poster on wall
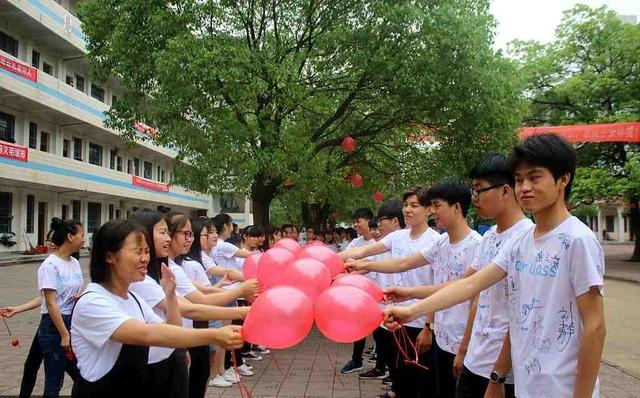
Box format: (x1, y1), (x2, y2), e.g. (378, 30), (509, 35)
(132, 176), (169, 192)
(0, 141), (28, 162)
(520, 122), (640, 143)
(0, 54), (38, 82)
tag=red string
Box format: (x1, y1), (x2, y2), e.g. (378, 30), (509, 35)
(270, 351), (287, 379)
(391, 325), (430, 372)
(231, 351), (253, 398)
(323, 339), (346, 386)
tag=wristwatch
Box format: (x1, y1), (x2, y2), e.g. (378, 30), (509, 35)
(425, 322), (435, 330)
(489, 370), (506, 384)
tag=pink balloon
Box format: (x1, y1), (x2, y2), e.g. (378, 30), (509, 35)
(274, 238), (301, 254)
(281, 258), (332, 301)
(306, 240), (326, 247)
(257, 248), (296, 288)
(242, 286), (314, 349)
(332, 274), (383, 303)
(297, 245), (345, 278)
(314, 285), (383, 343)
(243, 253), (262, 280)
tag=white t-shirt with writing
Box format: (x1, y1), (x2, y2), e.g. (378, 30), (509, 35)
(464, 219), (534, 382)
(381, 227), (440, 329)
(71, 283), (163, 382)
(492, 216), (604, 398)
(37, 254), (84, 315)
(421, 230), (481, 354)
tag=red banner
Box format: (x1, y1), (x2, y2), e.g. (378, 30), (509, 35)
(0, 54), (38, 82)
(520, 122), (640, 143)
(132, 176), (169, 192)
(0, 141), (28, 162)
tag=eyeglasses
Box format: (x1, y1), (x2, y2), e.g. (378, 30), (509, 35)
(174, 231), (194, 240)
(470, 184), (504, 198)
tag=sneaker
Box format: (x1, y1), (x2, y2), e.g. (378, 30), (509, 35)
(382, 375), (393, 384)
(365, 354), (377, 363)
(242, 351), (263, 361)
(208, 375), (232, 388)
(237, 363), (254, 377)
(222, 368), (241, 383)
(340, 360), (364, 374)
(364, 346), (375, 356)
(359, 368), (389, 380)
(256, 346), (271, 355)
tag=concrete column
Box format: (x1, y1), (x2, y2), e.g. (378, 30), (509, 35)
(597, 206), (604, 241)
(617, 206), (626, 242)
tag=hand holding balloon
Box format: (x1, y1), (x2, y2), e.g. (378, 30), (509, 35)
(345, 258), (371, 273)
(383, 306), (416, 331)
(240, 279), (260, 300)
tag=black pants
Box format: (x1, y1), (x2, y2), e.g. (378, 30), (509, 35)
(352, 337), (366, 363)
(187, 346), (210, 398)
(434, 340), (456, 398)
(455, 366), (515, 398)
(148, 349), (188, 398)
(394, 326), (435, 398)
(373, 327), (387, 371)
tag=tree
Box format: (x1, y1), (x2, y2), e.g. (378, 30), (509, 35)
(510, 4), (640, 261)
(79, 0), (521, 229)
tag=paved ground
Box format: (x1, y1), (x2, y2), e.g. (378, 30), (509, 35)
(0, 245), (639, 397)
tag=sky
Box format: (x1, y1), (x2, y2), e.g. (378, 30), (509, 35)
(490, 0), (640, 51)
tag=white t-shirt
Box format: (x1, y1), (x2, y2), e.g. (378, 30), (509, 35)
(37, 254), (84, 315)
(71, 283), (162, 382)
(346, 235), (377, 282)
(211, 241), (240, 270)
(168, 258), (199, 328)
(201, 252), (218, 271)
(129, 275), (174, 364)
(492, 216), (604, 398)
(421, 229), (482, 354)
(463, 219), (534, 382)
(381, 227), (440, 329)
(183, 259), (212, 287)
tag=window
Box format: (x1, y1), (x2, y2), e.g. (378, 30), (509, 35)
(31, 50), (40, 68)
(90, 83), (105, 102)
(0, 31), (18, 57)
(65, 75), (74, 86)
(40, 131), (49, 152)
(0, 192), (11, 233)
(133, 158), (140, 176)
(43, 62), (53, 76)
(116, 156), (122, 172)
(75, 74), (85, 92)
(87, 202), (101, 233)
(0, 111), (15, 143)
(73, 137), (83, 160)
(127, 159), (133, 174)
(160, 169), (166, 183)
(111, 95), (118, 107)
(61, 204), (68, 220)
(63, 139), (70, 158)
(605, 215), (615, 232)
(108, 204), (114, 220)
(624, 215), (629, 233)
(109, 150), (116, 170)
(144, 161), (152, 179)
(72, 200), (81, 222)
(28, 122), (38, 149)
(156, 166), (161, 181)
(88, 143), (103, 166)
(26, 195), (34, 233)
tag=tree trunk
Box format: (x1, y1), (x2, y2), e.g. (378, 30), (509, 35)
(250, 172), (278, 232)
(301, 201), (333, 229)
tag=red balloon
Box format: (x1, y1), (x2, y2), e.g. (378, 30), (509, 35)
(351, 173), (363, 188)
(242, 286), (314, 349)
(257, 248), (296, 288)
(332, 273), (383, 303)
(274, 238), (301, 254)
(297, 245), (345, 278)
(11, 339), (19, 347)
(281, 258), (332, 301)
(373, 191), (384, 202)
(243, 252), (262, 280)
(314, 285), (383, 343)
(342, 136), (356, 152)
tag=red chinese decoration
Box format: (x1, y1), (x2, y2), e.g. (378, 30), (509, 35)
(350, 173), (363, 188)
(373, 191), (384, 202)
(341, 136), (356, 153)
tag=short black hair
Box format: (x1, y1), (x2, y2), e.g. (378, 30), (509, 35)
(369, 217), (379, 229)
(427, 177), (472, 217)
(213, 213), (232, 234)
(469, 153), (515, 187)
(90, 219), (147, 283)
(281, 223), (294, 231)
(377, 199), (406, 228)
(507, 133), (577, 200)
(245, 225), (265, 237)
(346, 227), (357, 239)
(49, 217), (83, 247)
(352, 208), (374, 221)
(402, 186), (431, 207)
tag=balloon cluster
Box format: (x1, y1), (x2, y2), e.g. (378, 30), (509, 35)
(242, 239), (383, 349)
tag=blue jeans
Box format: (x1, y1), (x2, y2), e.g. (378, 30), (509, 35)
(37, 313), (72, 397)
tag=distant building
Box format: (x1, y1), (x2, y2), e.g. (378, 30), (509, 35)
(617, 14), (638, 25)
(582, 200), (634, 243)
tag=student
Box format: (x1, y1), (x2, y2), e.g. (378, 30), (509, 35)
(384, 134), (606, 398)
(281, 224), (295, 240)
(340, 187), (440, 398)
(35, 218), (85, 398)
(305, 226), (316, 244)
(70, 219), (244, 398)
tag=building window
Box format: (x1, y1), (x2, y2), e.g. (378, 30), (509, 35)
(605, 215), (615, 232)
(26, 195), (35, 233)
(61, 204), (68, 220)
(624, 215), (628, 233)
(108, 204), (114, 220)
(75, 74), (85, 93)
(160, 169), (166, 183)
(72, 200), (81, 222)
(90, 84), (105, 102)
(40, 131), (49, 152)
(28, 122), (38, 149)
(110, 150), (116, 170)
(111, 95), (118, 107)
(65, 75), (74, 86)
(0, 111), (15, 143)
(116, 156), (122, 172)
(43, 62), (53, 76)
(133, 158), (140, 176)
(0, 31), (18, 57)
(73, 137), (83, 160)
(156, 166), (161, 181)
(87, 202), (101, 233)
(88, 143), (103, 166)
(144, 161), (153, 179)
(63, 139), (71, 158)
(0, 192), (12, 233)
(31, 50), (40, 68)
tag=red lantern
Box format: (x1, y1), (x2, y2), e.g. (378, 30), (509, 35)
(342, 136), (356, 153)
(283, 179), (295, 190)
(373, 191), (384, 202)
(351, 173), (363, 188)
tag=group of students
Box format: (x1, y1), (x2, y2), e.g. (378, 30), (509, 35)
(337, 133), (605, 398)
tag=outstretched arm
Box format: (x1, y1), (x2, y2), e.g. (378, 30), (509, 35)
(348, 252), (428, 274)
(339, 241), (389, 262)
(1, 296), (41, 318)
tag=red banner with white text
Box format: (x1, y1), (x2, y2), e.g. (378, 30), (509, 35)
(520, 122), (640, 143)
(0, 54), (38, 82)
(0, 141), (28, 162)
(132, 176), (169, 192)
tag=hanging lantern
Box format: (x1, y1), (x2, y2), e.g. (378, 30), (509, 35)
(283, 179), (296, 190)
(373, 191), (384, 202)
(342, 136), (356, 153)
(351, 173), (363, 188)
